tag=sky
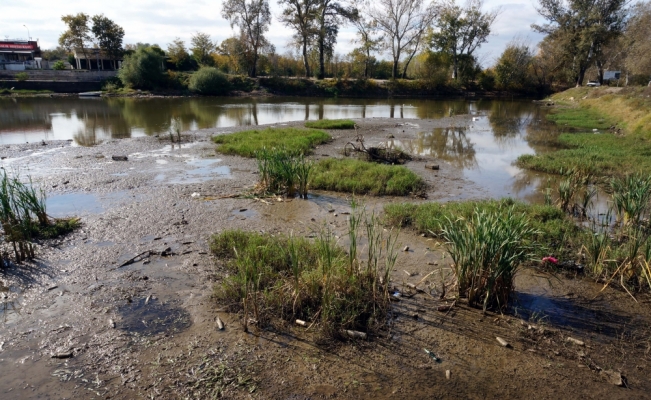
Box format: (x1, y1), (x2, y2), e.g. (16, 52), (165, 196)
(0, 0), (546, 67)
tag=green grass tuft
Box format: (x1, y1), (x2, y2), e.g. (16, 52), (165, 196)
(310, 158), (425, 196)
(384, 198), (577, 252)
(211, 208), (396, 338)
(546, 107), (616, 131)
(305, 119), (356, 130)
(213, 128), (331, 158)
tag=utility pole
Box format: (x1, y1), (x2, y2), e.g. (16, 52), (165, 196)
(23, 25), (30, 40)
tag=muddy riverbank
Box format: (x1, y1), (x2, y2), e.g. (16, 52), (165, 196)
(0, 118), (649, 399)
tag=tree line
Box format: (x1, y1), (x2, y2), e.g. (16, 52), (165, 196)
(46, 0), (651, 90)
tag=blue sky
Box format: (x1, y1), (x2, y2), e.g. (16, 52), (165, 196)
(0, 0), (546, 67)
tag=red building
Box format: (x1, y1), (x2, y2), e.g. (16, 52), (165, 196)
(0, 40), (41, 63)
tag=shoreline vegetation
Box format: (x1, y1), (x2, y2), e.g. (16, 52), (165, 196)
(517, 86), (651, 178)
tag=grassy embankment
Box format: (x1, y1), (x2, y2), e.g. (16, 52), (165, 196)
(213, 127), (424, 196)
(517, 86), (651, 177)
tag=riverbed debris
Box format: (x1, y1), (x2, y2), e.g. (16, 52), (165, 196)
(118, 251), (151, 268)
(496, 337), (510, 348)
(424, 348), (440, 362)
(216, 316), (225, 330)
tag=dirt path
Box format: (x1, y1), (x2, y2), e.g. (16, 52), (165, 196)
(0, 118), (649, 399)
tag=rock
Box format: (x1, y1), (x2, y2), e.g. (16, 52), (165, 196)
(216, 317), (225, 330)
(109, 319), (116, 328)
(445, 370), (451, 379)
(496, 337), (510, 347)
(403, 246), (410, 252)
(52, 352), (73, 359)
(191, 192), (201, 198)
(112, 155), (128, 161)
(566, 337), (585, 346)
(600, 370), (625, 386)
(425, 164), (440, 171)
(344, 330), (367, 340)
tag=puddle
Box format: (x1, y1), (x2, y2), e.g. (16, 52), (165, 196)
(118, 296), (191, 335)
(46, 191), (133, 217)
(229, 207), (258, 220)
(0, 283), (22, 323)
(160, 158), (231, 184)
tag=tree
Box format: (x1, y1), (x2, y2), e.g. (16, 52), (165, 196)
(167, 38), (196, 71)
(532, 0), (627, 86)
(494, 39), (534, 89)
(279, 0), (320, 77)
(351, 16), (383, 78)
(221, 0), (272, 77)
(622, 1), (651, 84)
(59, 13), (92, 69)
(118, 46), (165, 89)
(190, 32), (215, 66)
(429, 0), (498, 80)
(313, 1), (358, 79)
(367, 0), (437, 79)
(91, 15), (125, 69)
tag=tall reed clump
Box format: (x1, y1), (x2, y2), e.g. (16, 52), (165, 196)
(610, 174), (651, 227)
(211, 201), (397, 338)
(0, 170), (78, 264)
(255, 147), (312, 198)
(441, 207), (538, 311)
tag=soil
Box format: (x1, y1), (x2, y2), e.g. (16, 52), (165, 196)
(0, 117), (649, 399)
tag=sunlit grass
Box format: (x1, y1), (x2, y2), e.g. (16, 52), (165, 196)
(305, 119), (355, 129)
(310, 158), (425, 196)
(213, 127), (331, 158)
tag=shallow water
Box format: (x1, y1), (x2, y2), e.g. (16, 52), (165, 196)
(0, 96), (538, 146)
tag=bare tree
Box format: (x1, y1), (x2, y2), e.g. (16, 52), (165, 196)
(222, 0), (272, 77)
(314, 1), (358, 79)
(279, 0), (320, 77)
(366, 0), (437, 79)
(351, 15), (383, 78)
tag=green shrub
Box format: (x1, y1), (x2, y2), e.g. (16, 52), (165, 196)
(188, 67), (231, 95)
(118, 46), (165, 90)
(52, 61), (66, 70)
(15, 72), (28, 82)
(213, 128), (331, 157)
(310, 158), (425, 196)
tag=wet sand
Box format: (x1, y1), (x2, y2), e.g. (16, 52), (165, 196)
(0, 118), (649, 399)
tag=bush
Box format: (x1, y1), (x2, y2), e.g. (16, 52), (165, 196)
(15, 72), (28, 82)
(118, 47), (165, 90)
(188, 67), (231, 95)
(52, 61), (66, 71)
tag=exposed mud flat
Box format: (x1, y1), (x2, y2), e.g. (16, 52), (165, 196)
(0, 118), (649, 399)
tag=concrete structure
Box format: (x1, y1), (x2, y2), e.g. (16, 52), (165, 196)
(0, 40), (41, 70)
(72, 48), (122, 70)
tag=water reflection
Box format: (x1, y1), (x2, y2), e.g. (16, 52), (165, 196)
(1, 97), (544, 147)
(390, 127), (478, 169)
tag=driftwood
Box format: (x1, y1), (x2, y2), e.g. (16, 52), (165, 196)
(343, 129), (412, 164)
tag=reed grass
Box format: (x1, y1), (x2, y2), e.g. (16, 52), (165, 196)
(211, 202), (396, 338)
(304, 119), (355, 130)
(310, 158), (425, 196)
(610, 174), (651, 227)
(0, 170), (78, 264)
(213, 128), (331, 158)
(255, 147), (312, 198)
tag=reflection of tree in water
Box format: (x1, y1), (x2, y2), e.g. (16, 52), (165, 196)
(487, 101), (532, 140)
(524, 108), (563, 154)
(395, 127), (477, 169)
(73, 101), (131, 146)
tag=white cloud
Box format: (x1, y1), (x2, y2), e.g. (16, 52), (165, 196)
(0, 0), (547, 65)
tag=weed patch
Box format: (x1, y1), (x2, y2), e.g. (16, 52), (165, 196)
(211, 202), (396, 338)
(310, 158), (425, 196)
(305, 119), (355, 130)
(213, 128), (330, 158)
(255, 147), (312, 198)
